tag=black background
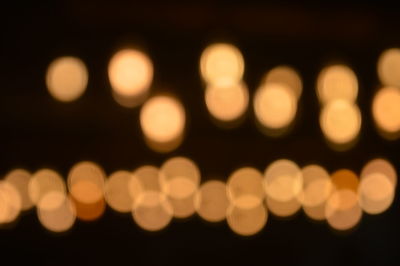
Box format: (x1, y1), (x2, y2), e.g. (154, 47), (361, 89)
(1, 1), (400, 265)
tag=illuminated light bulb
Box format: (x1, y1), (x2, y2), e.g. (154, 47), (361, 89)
(320, 99), (361, 148)
(37, 191), (76, 232)
(140, 95), (186, 153)
(361, 158), (397, 187)
(316, 64), (358, 104)
(226, 203), (267, 236)
(108, 49), (153, 108)
(28, 169), (66, 208)
(200, 43), (244, 87)
(227, 167), (264, 209)
(331, 169), (359, 192)
(372, 87), (400, 139)
(263, 65), (303, 99)
(46, 56), (88, 102)
(325, 189), (362, 231)
(377, 48), (400, 87)
(5, 169), (34, 211)
(194, 180), (229, 222)
(254, 83), (297, 135)
(105, 170), (139, 213)
(0, 181), (22, 224)
(205, 82), (249, 125)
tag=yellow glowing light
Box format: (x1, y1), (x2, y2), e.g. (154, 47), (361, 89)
(72, 194), (106, 222)
(265, 196), (301, 218)
(361, 158), (397, 187)
(105, 170), (139, 213)
(37, 191), (76, 232)
(108, 49), (153, 108)
(0, 181), (22, 224)
(131, 165), (160, 192)
(300, 165), (332, 208)
(194, 180), (229, 222)
(331, 169), (359, 192)
(28, 169), (66, 208)
(377, 48), (400, 87)
(5, 169), (33, 211)
(372, 87), (400, 137)
(320, 99), (361, 145)
(317, 65), (358, 104)
(205, 83), (249, 122)
(227, 167), (264, 209)
(263, 65), (302, 99)
(254, 83), (297, 130)
(140, 95), (185, 153)
(200, 43), (244, 87)
(226, 203), (267, 236)
(46, 56), (88, 102)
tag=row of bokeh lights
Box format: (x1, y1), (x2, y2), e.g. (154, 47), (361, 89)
(46, 44), (400, 152)
(0, 157), (397, 236)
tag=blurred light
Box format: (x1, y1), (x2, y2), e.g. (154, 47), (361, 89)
(265, 196), (301, 218)
(377, 48), (400, 87)
(263, 65), (302, 99)
(46, 56), (88, 102)
(200, 43), (244, 87)
(331, 169), (359, 192)
(226, 203), (267, 236)
(28, 169), (66, 208)
(0, 181), (21, 224)
(108, 49), (153, 108)
(205, 82), (249, 124)
(372, 87), (400, 138)
(140, 95), (185, 153)
(317, 65), (358, 104)
(37, 191), (76, 232)
(194, 180), (229, 222)
(227, 167), (264, 209)
(71, 190), (106, 222)
(254, 83), (297, 133)
(5, 169), (34, 211)
(361, 158), (397, 187)
(105, 170), (137, 213)
(131, 165), (160, 192)
(320, 99), (361, 147)
(325, 189), (362, 231)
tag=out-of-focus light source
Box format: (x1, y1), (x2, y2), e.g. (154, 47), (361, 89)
(377, 48), (400, 87)
(372, 87), (400, 139)
(253, 83), (297, 135)
(105, 170), (138, 213)
(46, 56), (88, 102)
(205, 83), (249, 125)
(331, 169), (359, 192)
(5, 169), (33, 211)
(320, 99), (361, 148)
(0, 181), (22, 224)
(316, 65), (358, 104)
(200, 43), (244, 87)
(108, 49), (153, 108)
(140, 95), (185, 153)
(263, 65), (303, 100)
(195, 180), (229, 222)
(226, 203), (267, 236)
(361, 158), (397, 187)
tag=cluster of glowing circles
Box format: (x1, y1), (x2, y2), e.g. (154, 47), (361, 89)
(0, 157), (396, 236)
(317, 64), (361, 149)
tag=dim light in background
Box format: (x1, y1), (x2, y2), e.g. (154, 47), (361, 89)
(5, 169), (34, 211)
(0, 181), (22, 225)
(46, 56), (88, 102)
(195, 180), (229, 223)
(105, 170), (138, 213)
(263, 65), (302, 100)
(377, 48), (400, 88)
(226, 203), (267, 236)
(372, 87), (400, 139)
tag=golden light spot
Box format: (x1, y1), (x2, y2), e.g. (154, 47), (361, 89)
(0, 181), (22, 224)
(132, 191), (173, 231)
(331, 169), (359, 192)
(131, 165), (160, 193)
(227, 167), (264, 209)
(46, 56), (88, 102)
(377, 48), (400, 87)
(108, 49), (153, 108)
(168, 194), (196, 219)
(303, 203), (327, 221)
(200, 43), (244, 87)
(317, 65), (358, 104)
(226, 203), (267, 236)
(28, 169), (66, 207)
(140, 95), (185, 153)
(265, 196), (301, 217)
(361, 158), (397, 187)
(263, 65), (302, 99)
(325, 189), (362, 231)
(300, 165), (332, 208)
(372, 87), (400, 138)
(5, 169), (33, 211)
(194, 180), (229, 222)
(105, 170), (139, 213)
(37, 191), (76, 232)
(320, 99), (361, 146)
(205, 83), (249, 123)
(254, 83), (297, 131)
(72, 194), (106, 222)
(68, 161), (105, 204)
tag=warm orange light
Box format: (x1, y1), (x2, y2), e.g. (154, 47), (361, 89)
(372, 87), (400, 138)
(331, 169), (359, 192)
(226, 203), (267, 236)
(0, 181), (22, 224)
(361, 158), (397, 187)
(131, 165), (160, 193)
(377, 48), (400, 87)
(263, 65), (302, 99)
(105, 170), (138, 213)
(5, 169), (33, 211)
(195, 180), (229, 222)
